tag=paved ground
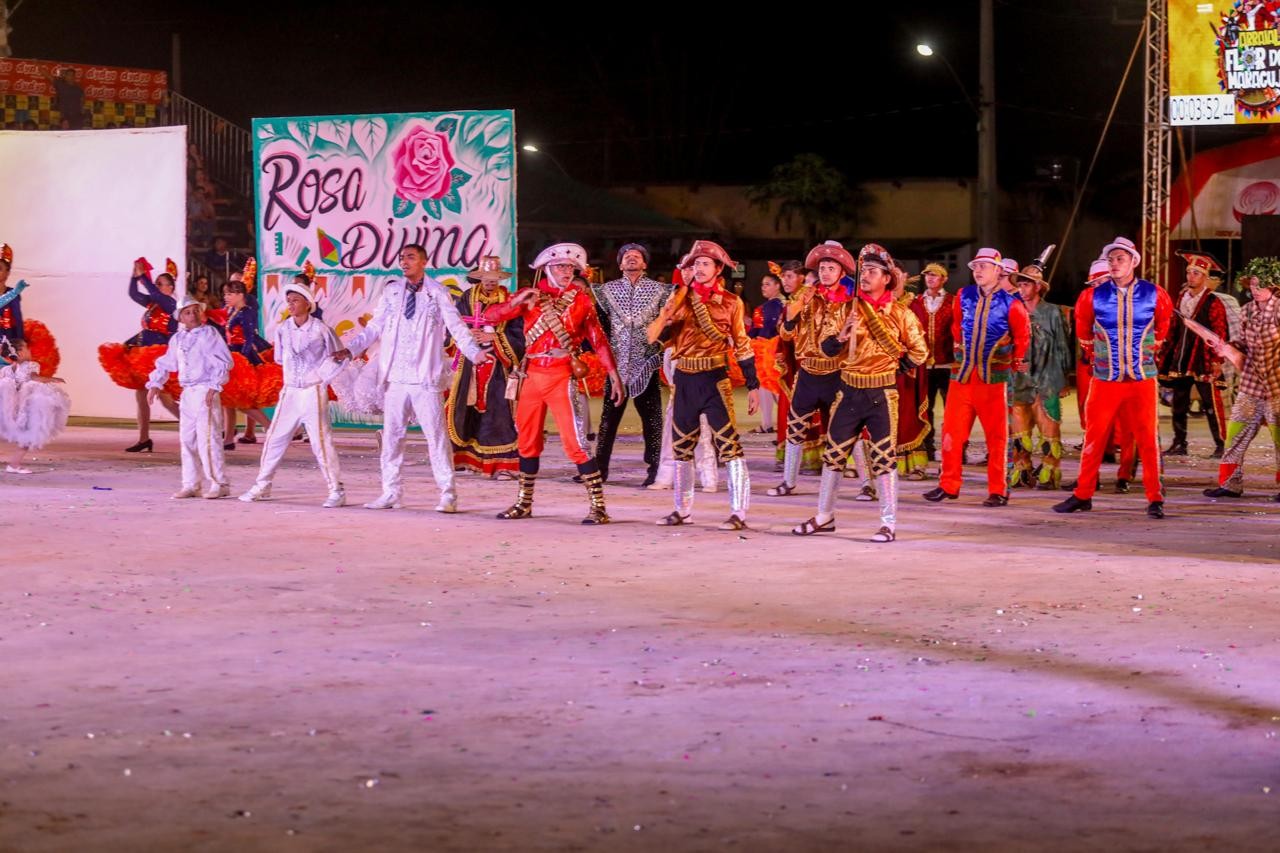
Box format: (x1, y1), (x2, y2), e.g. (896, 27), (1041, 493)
(2, 398), (1277, 851)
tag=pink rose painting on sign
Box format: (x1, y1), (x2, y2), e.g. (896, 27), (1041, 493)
(386, 119), (474, 220)
(392, 124), (455, 202)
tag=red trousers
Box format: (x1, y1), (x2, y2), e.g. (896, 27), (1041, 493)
(1075, 378), (1163, 502)
(1078, 361), (1137, 479)
(939, 379), (1008, 496)
(515, 361), (589, 463)
(1076, 362), (1091, 428)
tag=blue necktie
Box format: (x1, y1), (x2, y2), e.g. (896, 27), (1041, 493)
(405, 283), (421, 319)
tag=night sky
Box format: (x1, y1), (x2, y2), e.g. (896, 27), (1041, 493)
(10, 1), (1258, 208)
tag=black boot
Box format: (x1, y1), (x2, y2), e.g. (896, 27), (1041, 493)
(497, 457), (539, 519)
(640, 463), (658, 488)
(1203, 486), (1242, 498)
(577, 460), (610, 524)
(1052, 495), (1092, 513)
(1164, 440), (1188, 456)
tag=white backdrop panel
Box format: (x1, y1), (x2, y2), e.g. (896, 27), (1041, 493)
(0, 126), (186, 418)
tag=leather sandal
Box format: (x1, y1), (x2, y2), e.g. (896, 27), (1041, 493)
(791, 517), (835, 536)
(870, 526), (896, 543)
(767, 482), (796, 497)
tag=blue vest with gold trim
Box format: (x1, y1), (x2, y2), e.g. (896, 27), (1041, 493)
(954, 286), (1017, 384)
(1090, 279), (1159, 382)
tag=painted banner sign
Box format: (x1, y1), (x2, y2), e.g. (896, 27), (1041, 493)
(252, 109), (517, 423)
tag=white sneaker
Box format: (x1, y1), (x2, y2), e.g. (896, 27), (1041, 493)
(6, 465), (32, 475)
(322, 490), (346, 508)
(435, 494), (458, 513)
(238, 483), (272, 502)
(172, 486), (200, 499)
(646, 480), (673, 491)
(364, 492), (403, 510)
(203, 484), (231, 499)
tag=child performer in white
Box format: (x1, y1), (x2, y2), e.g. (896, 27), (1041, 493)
(145, 294), (233, 498)
(332, 243), (489, 512)
(0, 338), (69, 473)
(240, 279), (346, 507)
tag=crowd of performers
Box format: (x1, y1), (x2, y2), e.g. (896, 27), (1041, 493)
(3, 230), (1277, 541)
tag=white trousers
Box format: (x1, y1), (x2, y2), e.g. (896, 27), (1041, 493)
(758, 389), (777, 430)
(178, 387), (227, 490)
(653, 393), (718, 489)
(382, 382), (453, 499)
(252, 384), (342, 494)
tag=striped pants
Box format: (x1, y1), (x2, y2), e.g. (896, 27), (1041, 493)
(178, 386), (227, 490)
(1217, 393), (1280, 492)
(251, 384), (343, 495)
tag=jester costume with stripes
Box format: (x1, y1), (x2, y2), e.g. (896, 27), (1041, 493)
(1210, 292), (1280, 496)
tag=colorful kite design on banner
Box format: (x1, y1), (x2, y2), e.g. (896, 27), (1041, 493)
(317, 228), (342, 266)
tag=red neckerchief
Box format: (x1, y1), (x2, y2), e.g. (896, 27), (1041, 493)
(858, 288), (893, 309)
(819, 283), (851, 304)
(536, 274), (569, 296)
(691, 276), (723, 303)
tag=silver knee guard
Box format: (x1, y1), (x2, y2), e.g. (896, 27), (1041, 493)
(875, 471), (898, 531)
(726, 457), (750, 518)
(782, 441), (802, 488)
(673, 459), (695, 517)
(818, 466), (843, 518)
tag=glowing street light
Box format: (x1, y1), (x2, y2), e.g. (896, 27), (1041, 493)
(520, 141), (571, 178)
(914, 9), (997, 248)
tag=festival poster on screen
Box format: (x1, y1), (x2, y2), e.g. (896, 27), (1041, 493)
(251, 110), (516, 423)
(1171, 1), (1280, 125)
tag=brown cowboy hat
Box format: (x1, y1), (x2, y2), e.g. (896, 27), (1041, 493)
(467, 255), (514, 282)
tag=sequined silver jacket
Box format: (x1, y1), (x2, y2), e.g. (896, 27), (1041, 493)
(593, 275), (672, 397)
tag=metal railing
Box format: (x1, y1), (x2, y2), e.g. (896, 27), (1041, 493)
(167, 91), (252, 199)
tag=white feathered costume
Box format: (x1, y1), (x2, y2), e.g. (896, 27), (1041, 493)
(0, 361), (69, 449)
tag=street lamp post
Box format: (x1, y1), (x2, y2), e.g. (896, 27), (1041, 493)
(977, 0), (996, 250)
(521, 142), (572, 179)
(916, 0), (997, 248)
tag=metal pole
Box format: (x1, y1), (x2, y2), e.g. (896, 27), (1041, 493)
(978, 0), (997, 247)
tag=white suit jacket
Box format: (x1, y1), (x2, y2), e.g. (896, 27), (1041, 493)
(345, 276), (484, 391)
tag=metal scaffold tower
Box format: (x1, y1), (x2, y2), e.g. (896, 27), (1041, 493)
(1142, 0), (1171, 287)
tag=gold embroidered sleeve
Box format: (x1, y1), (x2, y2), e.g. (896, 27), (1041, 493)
(731, 298), (753, 362)
(898, 306), (929, 367)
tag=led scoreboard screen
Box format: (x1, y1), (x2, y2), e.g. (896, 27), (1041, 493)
(1171, 1), (1280, 125)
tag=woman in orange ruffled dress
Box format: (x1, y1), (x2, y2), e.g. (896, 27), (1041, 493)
(0, 244), (62, 383)
(97, 257), (182, 452)
(747, 269), (785, 432)
(219, 265), (278, 451)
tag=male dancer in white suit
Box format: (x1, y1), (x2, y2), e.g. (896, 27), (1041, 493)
(334, 243), (490, 512)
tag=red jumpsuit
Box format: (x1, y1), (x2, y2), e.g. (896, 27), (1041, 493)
(485, 282), (616, 464)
